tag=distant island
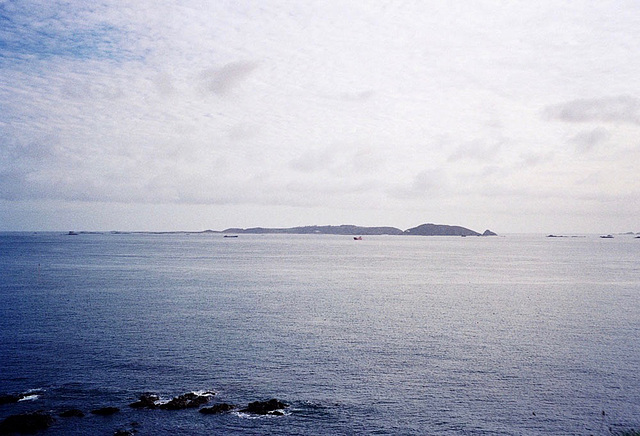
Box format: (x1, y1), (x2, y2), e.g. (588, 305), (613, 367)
(64, 223), (498, 237)
(221, 223), (497, 237)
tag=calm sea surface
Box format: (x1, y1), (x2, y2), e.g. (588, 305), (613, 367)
(1, 232), (639, 435)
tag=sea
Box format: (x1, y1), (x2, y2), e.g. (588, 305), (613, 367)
(1, 232), (639, 435)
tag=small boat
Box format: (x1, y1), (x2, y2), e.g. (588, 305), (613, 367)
(223, 235), (238, 238)
(353, 236), (362, 240)
(600, 235), (614, 239)
(68, 231), (78, 236)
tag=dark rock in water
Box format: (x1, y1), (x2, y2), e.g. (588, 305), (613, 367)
(129, 394), (159, 409)
(188, 396), (210, 407)
(199, 403), (236, 414)
(91, 407), (120, 416)
(158, 393), (211, 410)
(59, 409), (85, 418)
(482, 229), (497, 236)
(0, 394), (22, 405)
(0, 411), (54, 434)
(241, 399), (288, 415)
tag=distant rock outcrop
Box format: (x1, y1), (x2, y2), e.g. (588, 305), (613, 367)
(482, 229), (497, 236)
(403, 223), (481, 236)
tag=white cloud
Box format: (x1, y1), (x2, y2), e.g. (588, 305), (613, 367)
(198, 61), (259, 96)
(544, 96), (640, 125)
(569, 127), (611, 153)
(447, 138), (503, 163)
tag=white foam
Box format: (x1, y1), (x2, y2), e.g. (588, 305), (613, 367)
(18, 394), (39, 402)
(153, 398), (170, 405)
(25, 388), (44, 393)
(233, 410), (290, 419)
(233, 412), (261, 420)
(191, 390), (215, 397)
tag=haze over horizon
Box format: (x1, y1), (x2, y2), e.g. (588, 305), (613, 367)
(2, 1), (640, 234)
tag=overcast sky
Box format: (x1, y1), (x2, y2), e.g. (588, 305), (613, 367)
(2, 1), (640, 233)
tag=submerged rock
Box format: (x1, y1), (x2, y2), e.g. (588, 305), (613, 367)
(241, 399), (288, 415)
(91, 407), (120, 416)
(59, 409), (85, 418)
(199, 403), (236, 414)
(0, 411), (54, 434)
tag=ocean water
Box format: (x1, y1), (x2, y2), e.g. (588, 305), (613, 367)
(1, 232), (639, 435)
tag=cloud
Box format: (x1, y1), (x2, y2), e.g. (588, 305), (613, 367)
(389, 169), (449, 199)
(569, 127), (611, 153)
(338, 90), (375, 102)
(543, 96), (640, 124)
(288, 148), (334, 173)
(447, 139), (502, 163)
(227, 123), (260, 142)
(519, 152), (555, 167)
(199, 61), (258, 96)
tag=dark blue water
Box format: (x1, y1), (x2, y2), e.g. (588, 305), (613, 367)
(1, 232), (639, 435)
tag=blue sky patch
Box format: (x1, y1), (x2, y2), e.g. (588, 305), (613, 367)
(0, 4), (128, 62)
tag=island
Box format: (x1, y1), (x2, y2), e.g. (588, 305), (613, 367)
(221, 223), (497, 237)
(64, 223), (498, 237)
(403, 223), (496, 237)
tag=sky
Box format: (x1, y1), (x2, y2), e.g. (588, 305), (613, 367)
(2, 0), (640, 233)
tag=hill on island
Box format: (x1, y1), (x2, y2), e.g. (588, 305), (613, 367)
(405, 223), (484, 236)
(222, 223), (497, 236)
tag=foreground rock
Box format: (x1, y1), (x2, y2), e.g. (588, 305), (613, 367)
(0, 391), (40, 406)
(158, 393), (212, 410)
(241, 399), (288, 415)
(91, 407), (120, 416)
(199, 403), (236, 414)
(0, 394), (23, 406)
(129, 394), (160, 409)
(0, 411), (54, 434)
